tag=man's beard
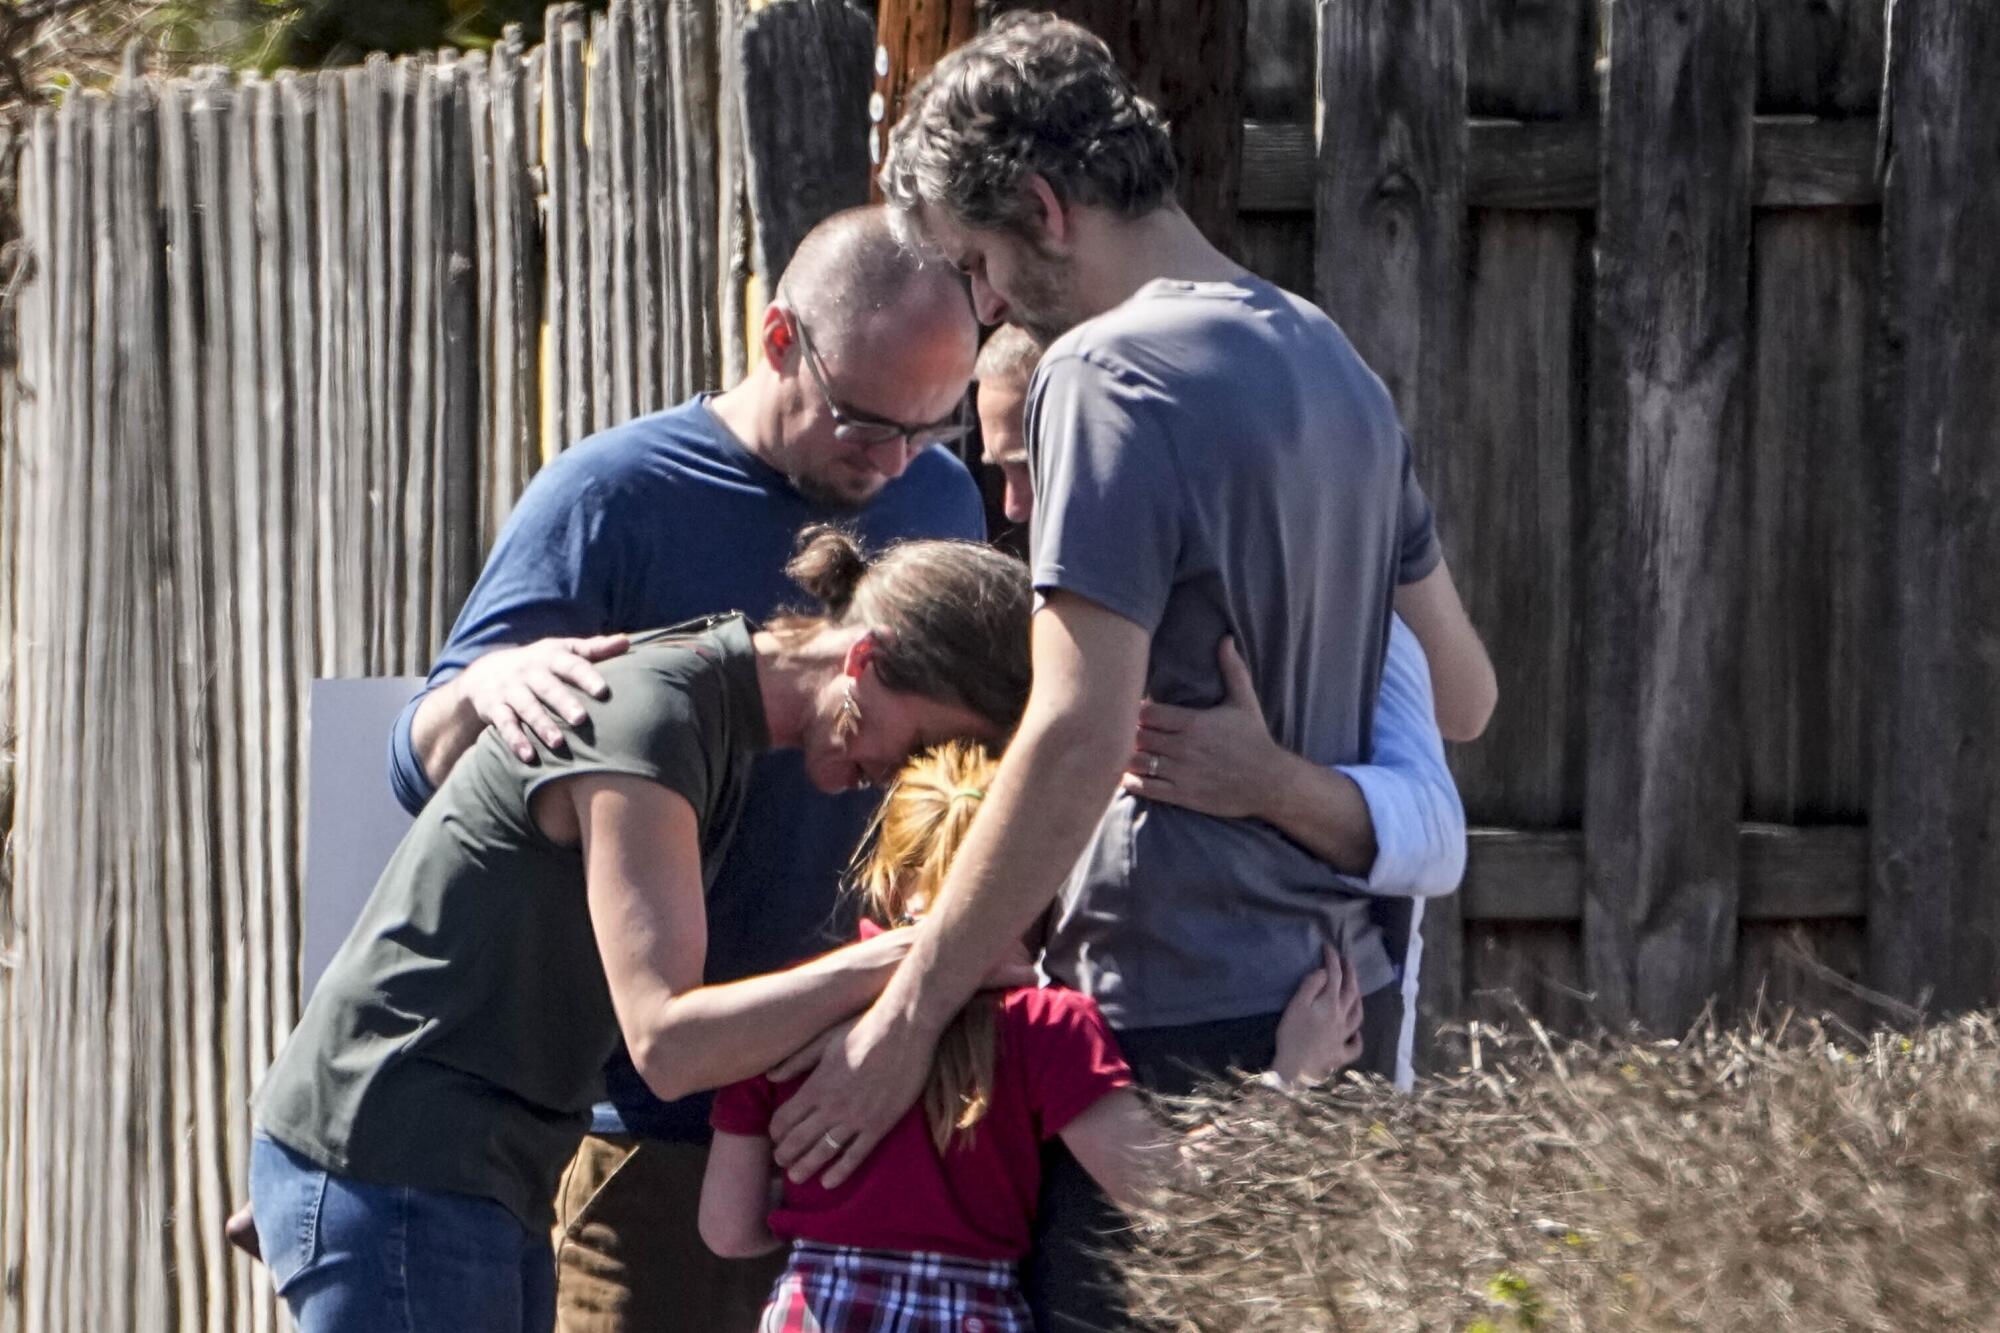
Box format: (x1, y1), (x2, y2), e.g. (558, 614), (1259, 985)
(1009, 247), (1083, 347)
(786, 466), (873, 513)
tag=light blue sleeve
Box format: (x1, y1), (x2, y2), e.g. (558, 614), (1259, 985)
(1336, 617), (1466, 897)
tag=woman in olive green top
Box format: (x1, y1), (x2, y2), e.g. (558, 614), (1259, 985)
(249, 529), (1031, 1333)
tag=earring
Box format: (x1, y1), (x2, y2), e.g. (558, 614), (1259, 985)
(835, 678), (863, 742)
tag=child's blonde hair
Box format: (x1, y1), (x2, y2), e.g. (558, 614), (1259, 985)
(851, 740), (1001, 1152)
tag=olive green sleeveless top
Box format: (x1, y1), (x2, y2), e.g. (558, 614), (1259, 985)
(255, 616), (768, 1229)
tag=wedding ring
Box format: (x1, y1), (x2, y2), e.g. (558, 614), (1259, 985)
(821, 1130), (844, 1152)
(1147, 754), (1160, 778)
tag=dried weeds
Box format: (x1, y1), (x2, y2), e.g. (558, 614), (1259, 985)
(1125, 1012), (2000, 1332)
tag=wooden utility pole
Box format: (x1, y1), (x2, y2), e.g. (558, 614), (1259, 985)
(869, 0), (1246, 252)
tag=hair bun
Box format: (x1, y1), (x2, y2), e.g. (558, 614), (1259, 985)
(786, 525), (871, 616)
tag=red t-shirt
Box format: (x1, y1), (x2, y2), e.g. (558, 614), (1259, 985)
(710, 984), (1133, 1261)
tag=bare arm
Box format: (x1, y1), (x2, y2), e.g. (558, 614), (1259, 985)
(410, 634), (630, 787)
(766, 594), (1150, 1185)
(697, 1131), (786, 1259)
(575, 773), (912, 1103)
(1394, 559), (1496, 742)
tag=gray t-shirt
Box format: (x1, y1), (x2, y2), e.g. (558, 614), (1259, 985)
(1028, 277), (1440, 1029)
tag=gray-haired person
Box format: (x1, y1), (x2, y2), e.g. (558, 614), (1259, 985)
(769, 16), (1495, 1330)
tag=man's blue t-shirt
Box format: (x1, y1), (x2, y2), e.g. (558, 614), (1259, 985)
(387, 395), (985, 1140)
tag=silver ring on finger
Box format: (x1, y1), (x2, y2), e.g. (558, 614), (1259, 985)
(1147, 754), (1160, 778)
(821, 1130), (845, 1152)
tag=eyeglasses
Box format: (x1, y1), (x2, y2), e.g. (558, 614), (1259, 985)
(790, 311), (973, 450)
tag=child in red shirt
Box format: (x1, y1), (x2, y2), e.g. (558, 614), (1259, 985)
(700, 742), (1365, 1333)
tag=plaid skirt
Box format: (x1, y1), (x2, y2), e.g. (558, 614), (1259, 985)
(757, 1241), (1031, 1333)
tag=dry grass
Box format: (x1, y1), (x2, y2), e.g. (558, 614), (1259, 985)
(1124, 1012), (2000, 1332)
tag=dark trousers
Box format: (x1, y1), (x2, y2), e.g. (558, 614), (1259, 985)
(1024, 985), (1402, 1333)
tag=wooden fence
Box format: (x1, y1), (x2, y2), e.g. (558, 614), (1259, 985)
(2, 0), (1997, 1329)
(0, 4), (734, 1327)
(1229, 0), (1999, 1048)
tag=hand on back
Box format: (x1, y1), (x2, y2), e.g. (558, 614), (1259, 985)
(1271, 944), (1364, 1085)
(457, 634), (631, 763)
(1122, 635), (1278, 819)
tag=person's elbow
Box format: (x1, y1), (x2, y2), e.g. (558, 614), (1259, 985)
(698, 1202), (780, 1259)
(1434, 667), (1497, 743)
(624, 1024), (703, 1104)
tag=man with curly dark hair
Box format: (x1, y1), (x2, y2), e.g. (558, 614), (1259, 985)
(768, 14), (1496, 1330)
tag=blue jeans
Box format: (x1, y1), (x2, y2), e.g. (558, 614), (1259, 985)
(250, 1133), (556, 1333)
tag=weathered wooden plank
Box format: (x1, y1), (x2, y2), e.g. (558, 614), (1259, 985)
(334, 66), (373, 677)
(1743, 209), (1876, 822)
(1233, 213), (1313, 296)
(189, 68), (260, 1328)
(1244, 0), (1314, 120)
(1411, 889), (1464, 1046)
(1870, 0), (2000, 1013)
(738, 0), (874, 284)
(548, 4), (592, 447)
(667, 0), (724, 393)
(252, 76), (300, 1087)
(114, 56), (180, 1330)
(382, 60), (419, 668)
(1441, 211), (1583, 826)
(156, 77), (235, 1327)
(1757, 0), (1885, 115)
(1756, 115), (1879, 206)
(23, 93), (93, 1333)
(717, 0), (752, 386)
(484, 28), (540, 537)
(279, 86), (321, 1058)
(403, 61), (439, 656)
(1, 106), (54, 1333)
(869, 0), (980, 189)
(1466, 0), (1596, 119)
(584, 11), (616, 431)
(1315, 0), (1464, 446)
(82, 91), (123, 1330)
(1584, 0), (1754, 1032)
(354, 57), (394, 670)
(1317, 0), (1465, 1066)
(232, 80), (278, 1114)
(435, 60), (481, 638)
(599, 4), (636, 425)
(1240, 116), (1882, 213)
(627, 0), (664, 412)
(1467, 923), (1587, 1033)
(1465, 119), (1600, 210)
(1459, 826), (1867, 924)
(1737, 920), (1872, 1029)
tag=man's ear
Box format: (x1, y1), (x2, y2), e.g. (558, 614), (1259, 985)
(1025, 174), (1068, 248)
(762, 303), (798, 369)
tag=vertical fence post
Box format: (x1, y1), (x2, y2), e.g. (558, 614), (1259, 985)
(1869, 0), (2000, 1013)
(1314, 0), (1466, 1061)
(1584, 0), (1753, 1032)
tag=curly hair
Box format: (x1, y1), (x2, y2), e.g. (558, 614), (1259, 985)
(880, 11), (1177, 238)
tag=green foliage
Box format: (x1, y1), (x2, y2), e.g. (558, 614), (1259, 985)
(253, 0), (606, 71)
